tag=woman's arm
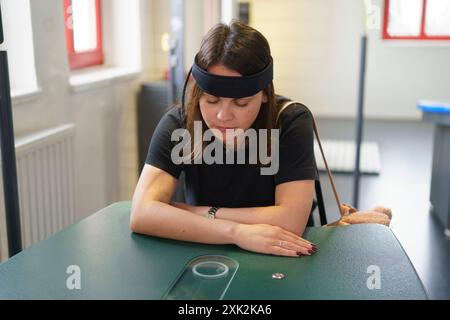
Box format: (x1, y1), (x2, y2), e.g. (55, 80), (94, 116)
(130, 164), (236, 244)
(172, 180), (314, 236)
(130, 165), (315, 256)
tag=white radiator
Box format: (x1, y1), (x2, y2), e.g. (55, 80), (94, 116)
(0, 124), (76, 259)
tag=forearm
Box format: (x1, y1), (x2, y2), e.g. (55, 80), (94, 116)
(217, 206), (308, 235)
(130, 201), (238, 244)
(172, 202), (308, 235)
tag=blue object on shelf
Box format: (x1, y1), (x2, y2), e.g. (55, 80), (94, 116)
(417, 100), (450, 114)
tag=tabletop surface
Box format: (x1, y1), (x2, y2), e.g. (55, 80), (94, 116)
(0, 202), (427, 300)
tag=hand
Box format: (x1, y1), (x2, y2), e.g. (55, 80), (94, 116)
(232, 223), (317, 257)
(339, 211), (391, 226)
(340, 203), (358, 214)
(327, 205), (392, 226)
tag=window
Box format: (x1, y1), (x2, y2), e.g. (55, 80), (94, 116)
(383, 0), (450, 40)
(0, 0), (39, 99)
(64, 0), (104, 70)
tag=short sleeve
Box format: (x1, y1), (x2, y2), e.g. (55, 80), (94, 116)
(274, 103), (318, 185)
(145, 108), (184, 179)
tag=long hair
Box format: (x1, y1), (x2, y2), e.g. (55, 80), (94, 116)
(183, 21), (279, 162)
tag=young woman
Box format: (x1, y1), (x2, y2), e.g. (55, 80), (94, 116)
(130, 21), (320, 257)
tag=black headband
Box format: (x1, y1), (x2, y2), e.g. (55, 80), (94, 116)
(190, 56), (273, 98)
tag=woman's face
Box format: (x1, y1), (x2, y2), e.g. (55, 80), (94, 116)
(199, 64), (267, 146)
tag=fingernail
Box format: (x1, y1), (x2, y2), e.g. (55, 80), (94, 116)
(296, 251), (303, 257)
(308, 249), (315, 254)
(312, 245), (318, 251)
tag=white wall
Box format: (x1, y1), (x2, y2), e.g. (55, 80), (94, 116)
(366, 0), (450, 119)
(2, 0), (448, 259)
(0, 0), (172, 260)
(185, 0), (205, 70)
(11, 0), (149, 215)
(147, 0), (170, 80)
(248, 0), (450, 119)
(0, 0), (207, 261)
(248, 0), (362, 118)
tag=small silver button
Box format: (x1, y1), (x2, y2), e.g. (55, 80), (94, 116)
(272, 273), (285, 280)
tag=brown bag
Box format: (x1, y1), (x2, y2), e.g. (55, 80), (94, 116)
(277, 101), (392, 227)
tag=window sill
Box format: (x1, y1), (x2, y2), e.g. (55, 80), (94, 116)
(11, 87), (42, 105)
(69, 66), (141, 93)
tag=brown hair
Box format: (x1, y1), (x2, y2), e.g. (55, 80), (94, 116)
(183, 21), (279, 161)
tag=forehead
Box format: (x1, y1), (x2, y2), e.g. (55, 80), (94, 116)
(202, 92), (256, 100)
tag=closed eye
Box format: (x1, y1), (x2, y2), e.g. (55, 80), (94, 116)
(235, 99), (250, 107)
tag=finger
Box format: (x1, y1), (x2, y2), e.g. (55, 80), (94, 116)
(340, 204), (352, 215)
(281, 235), (315, 253)
(350, 211), (391, 224)
(341, 212), (391, 226)
(372, 206), (392, 219)
(275, 239), (316, 256)
(280, 231), (316, 248)
(278, 228), (313, 244)
(268, 245), (301, 257)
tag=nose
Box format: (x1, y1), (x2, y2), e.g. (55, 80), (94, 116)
(216, 101), (234, 122)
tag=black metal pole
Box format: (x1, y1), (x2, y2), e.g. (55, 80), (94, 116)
(353, 34), (367, 208)
(0, 3), (23, 257)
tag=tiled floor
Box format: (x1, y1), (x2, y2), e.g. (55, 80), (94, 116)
(315, 117), (450, 300)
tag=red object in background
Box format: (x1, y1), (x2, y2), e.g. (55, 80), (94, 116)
(383, 0), (450, 40)
(64, 0), (104, 70)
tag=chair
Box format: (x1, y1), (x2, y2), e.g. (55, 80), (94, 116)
(307, 178), (327, 226)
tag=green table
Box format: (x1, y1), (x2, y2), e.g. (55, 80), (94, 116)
(0, 202), (427, 299)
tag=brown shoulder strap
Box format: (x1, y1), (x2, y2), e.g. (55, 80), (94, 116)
(277, 101), (344, 217)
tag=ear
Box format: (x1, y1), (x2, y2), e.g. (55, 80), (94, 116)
(262, 92), (268, 103)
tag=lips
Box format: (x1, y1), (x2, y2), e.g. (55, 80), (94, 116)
(216, 127), (236, 132)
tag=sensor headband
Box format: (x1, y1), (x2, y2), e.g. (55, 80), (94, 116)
(191, 56), (273, 98)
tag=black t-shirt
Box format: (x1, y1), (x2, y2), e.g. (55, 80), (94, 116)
(145, 96), (318, 208)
